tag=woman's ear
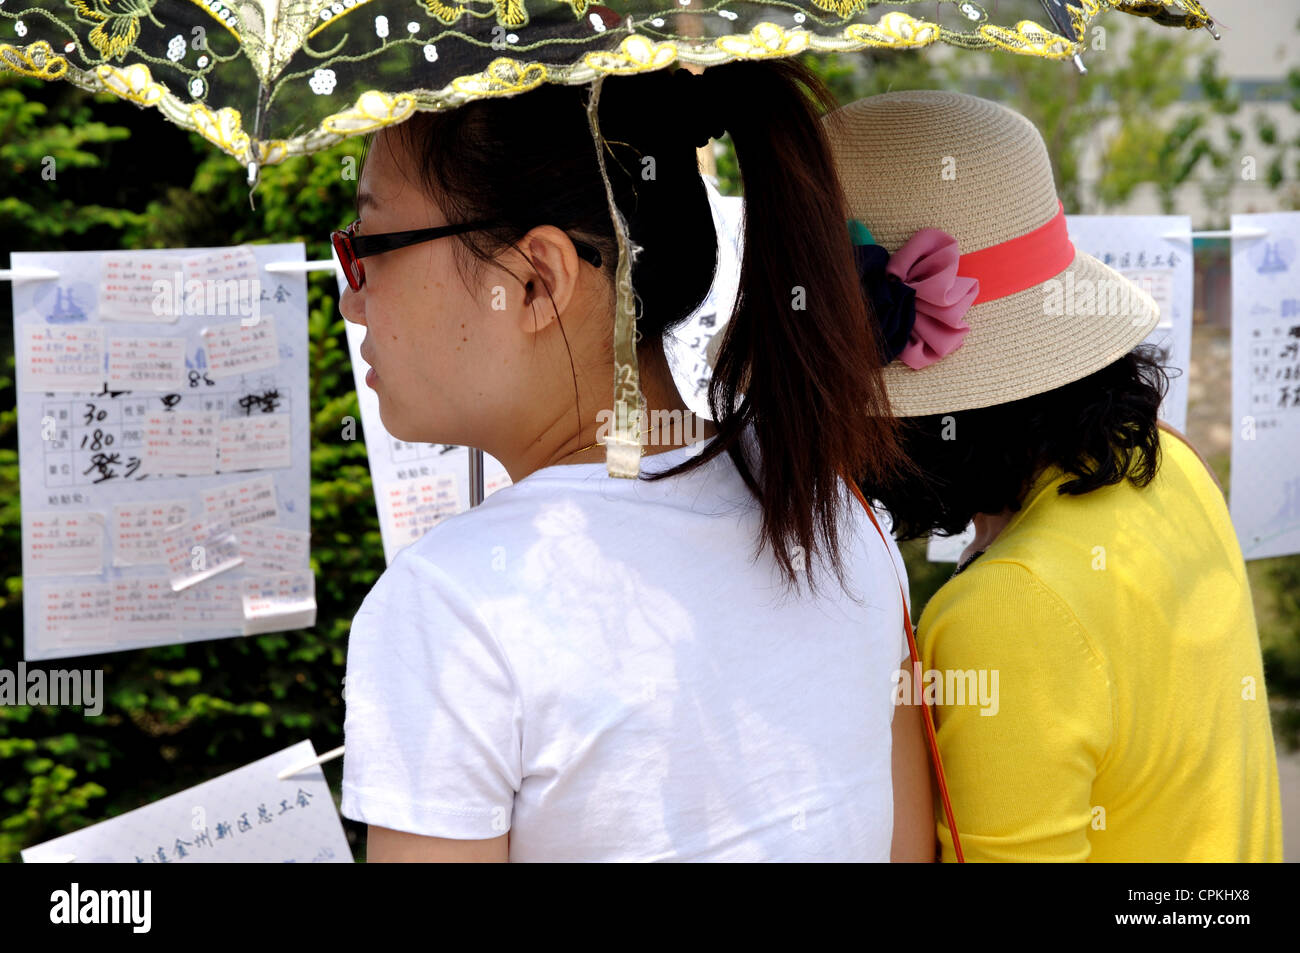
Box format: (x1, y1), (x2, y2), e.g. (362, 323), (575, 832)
(510, 225), (584, 336)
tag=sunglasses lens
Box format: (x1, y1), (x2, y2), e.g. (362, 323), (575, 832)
(332, 232), (363, 290)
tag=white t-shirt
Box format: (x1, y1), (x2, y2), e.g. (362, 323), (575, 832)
(340, 426), (911, 861)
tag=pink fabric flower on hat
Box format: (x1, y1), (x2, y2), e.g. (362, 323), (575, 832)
(884, 229), (979, 369)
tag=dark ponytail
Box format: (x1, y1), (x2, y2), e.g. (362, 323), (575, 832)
(668, 58), (906, 599)
(379, 58), (905, 598)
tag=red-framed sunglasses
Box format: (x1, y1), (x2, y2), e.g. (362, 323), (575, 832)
(330, 219), (604, 291)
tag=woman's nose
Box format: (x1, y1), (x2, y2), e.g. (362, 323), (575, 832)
(339, 283), (366, 327)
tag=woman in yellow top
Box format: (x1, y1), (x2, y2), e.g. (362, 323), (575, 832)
(823, 90), (1283, 862)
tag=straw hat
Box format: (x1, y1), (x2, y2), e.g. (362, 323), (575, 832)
(821, 89), (1161, 418)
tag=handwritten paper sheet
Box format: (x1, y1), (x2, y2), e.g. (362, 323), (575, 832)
(11, 244), (314, 661)
(1230, 211), (1300, 560)
(663, 177), (744, 420)
(926, 214), (1196, 563)
(1063, 215), (1194, 431)
(21, 740), (352, 864)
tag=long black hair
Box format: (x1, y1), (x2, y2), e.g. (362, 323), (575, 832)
(864, 344), (1174, 540)
(366, 59), (908, 598)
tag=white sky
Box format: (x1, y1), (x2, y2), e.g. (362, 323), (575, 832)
(1197, 0), (1299, 79)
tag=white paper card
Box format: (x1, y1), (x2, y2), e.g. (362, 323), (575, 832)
(201, 475), (279, 530)
(110, 575), (181, 641)
(99, 254), (188, 322)
(160, 518), (244, 591)
(218, 413), (292, 471)
(1230, 211), (1300, 560)
(40, 582), (113, 646)
(24, 511), (105, 576)
(111, 499), (190, 567)
(202, 318), (280, 379)
(179, 577), (245, 629)
(21, 740), (352, 863)
(237, 524), (311, 572)
(107, 336), (188, 391)
(182, 247), (261, 319)
(20, 325), (105, 392)
(242, 571), (316, 635)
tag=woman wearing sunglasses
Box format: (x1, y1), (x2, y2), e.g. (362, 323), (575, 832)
(334, 60), (936, 862)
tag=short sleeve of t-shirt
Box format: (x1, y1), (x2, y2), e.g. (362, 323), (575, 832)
(340, 548), (523, 840)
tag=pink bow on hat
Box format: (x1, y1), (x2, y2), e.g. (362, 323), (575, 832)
(884, 229), (979, 369)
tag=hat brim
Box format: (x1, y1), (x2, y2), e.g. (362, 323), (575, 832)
(881, 247), (1163, 418)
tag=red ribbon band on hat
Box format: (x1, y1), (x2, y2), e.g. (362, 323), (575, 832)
(956, 200), (1075, 306)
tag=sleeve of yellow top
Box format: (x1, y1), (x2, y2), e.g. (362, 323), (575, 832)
(920, 560), (1114, 862)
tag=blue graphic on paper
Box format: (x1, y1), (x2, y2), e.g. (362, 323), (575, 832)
(34, 281), (94, 324)
(185, 347), (209, 371)
(46, 287), (89, 324)
(1250, 239), (1294, 276)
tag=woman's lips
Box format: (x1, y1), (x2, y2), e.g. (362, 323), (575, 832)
(365, 366), (378, 388)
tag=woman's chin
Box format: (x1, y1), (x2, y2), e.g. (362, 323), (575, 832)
(375, 398), (456, 448)
(381, 415), (438, 447)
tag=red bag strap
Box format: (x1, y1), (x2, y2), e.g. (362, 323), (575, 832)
(846, 476), (966, 863)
